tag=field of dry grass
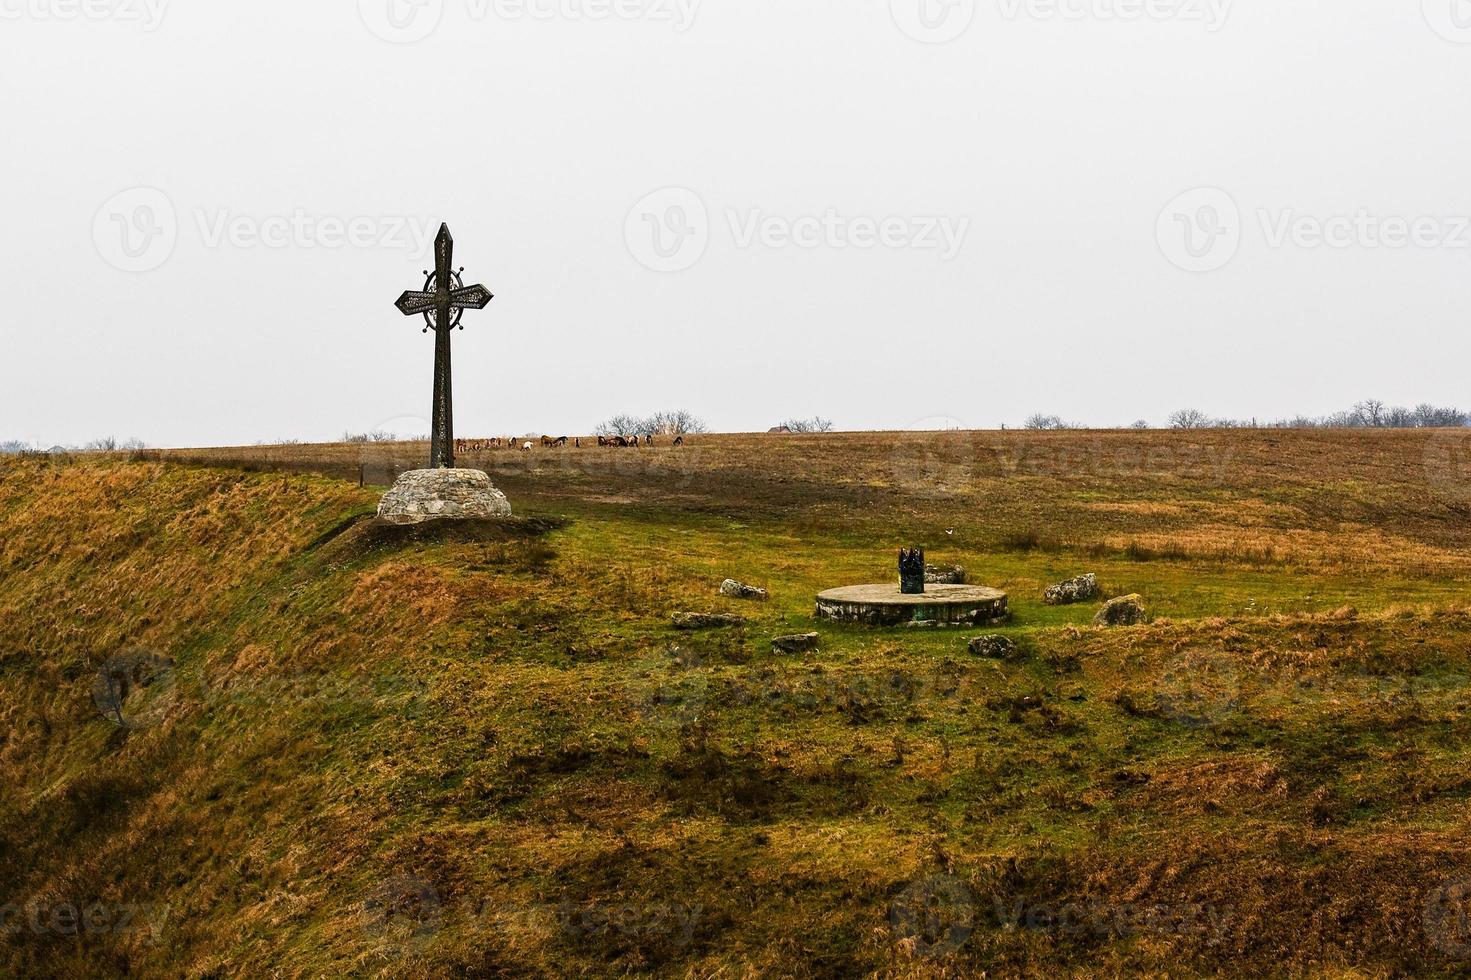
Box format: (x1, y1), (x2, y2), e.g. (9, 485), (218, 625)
(5, 428), (1471, 976)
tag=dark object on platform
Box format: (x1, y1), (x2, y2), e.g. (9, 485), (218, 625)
(772, 633), (820, 655)
(672, 612), (747, 630)
(899, 548), (926, 595)
(393, 224), (495, 470)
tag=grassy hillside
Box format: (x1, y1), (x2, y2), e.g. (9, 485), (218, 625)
(5, 430), (1471, 976)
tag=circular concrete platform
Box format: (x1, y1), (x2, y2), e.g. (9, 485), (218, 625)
(815, 583), (1010, 628)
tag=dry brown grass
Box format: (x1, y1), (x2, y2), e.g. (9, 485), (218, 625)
(163, 427), (1471, 575)
(4, 431), (1471, 976)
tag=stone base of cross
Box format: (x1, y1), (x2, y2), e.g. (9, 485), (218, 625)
(377, 468), (512, 524)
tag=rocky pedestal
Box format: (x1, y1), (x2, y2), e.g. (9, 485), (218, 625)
(377, 469), (512, 525)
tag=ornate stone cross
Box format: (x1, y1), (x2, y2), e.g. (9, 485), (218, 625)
(394, 224), (494, 469)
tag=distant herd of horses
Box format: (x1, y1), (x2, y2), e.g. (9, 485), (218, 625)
(453, 434), (686, 454)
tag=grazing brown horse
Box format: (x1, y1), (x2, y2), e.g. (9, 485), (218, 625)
(552, 436), (569, 447)
(673, 436), (685, 447)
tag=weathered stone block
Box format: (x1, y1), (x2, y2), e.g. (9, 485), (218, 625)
(720, 579), (769, 601)
(771, 633), (820, 654)
(925, 564), (967, 586)
(377, 469), (512, 525)
(1094, 594), (1147, 627)
(968, 634), (1019, 660)
(672, 612), (746, 630)
(1045, 573), (1099, 606)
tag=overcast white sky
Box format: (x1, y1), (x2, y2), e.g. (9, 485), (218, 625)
(2, 0), (1470, 446)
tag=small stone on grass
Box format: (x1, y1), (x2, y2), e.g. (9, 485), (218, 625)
(969, 635), (1019, 660)
(672, 612), (747, 630)
(1045, 573), (1099, 606)
(771, 633), (820, 654)
(1094, 594), (1147, 627)
(720, 579), (769, 601)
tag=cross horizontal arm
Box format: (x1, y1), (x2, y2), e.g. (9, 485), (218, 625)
(449, 284), (494, 310)
(395, 290), (438, 317)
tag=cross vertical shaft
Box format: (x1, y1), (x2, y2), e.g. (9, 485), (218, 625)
(431, 320), (453, 469)
(430, 226), (455, 469)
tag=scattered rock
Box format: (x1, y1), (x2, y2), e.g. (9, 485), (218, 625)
(1044, 573), (1099, 606)
(968, 634), (1018, 660)
(720, 579), (769, 601)
(1094, 595), (1147, 627)
(672, 612), (746, 631)
(771, 633), (820, 654)
(925, 564), (967, 585)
